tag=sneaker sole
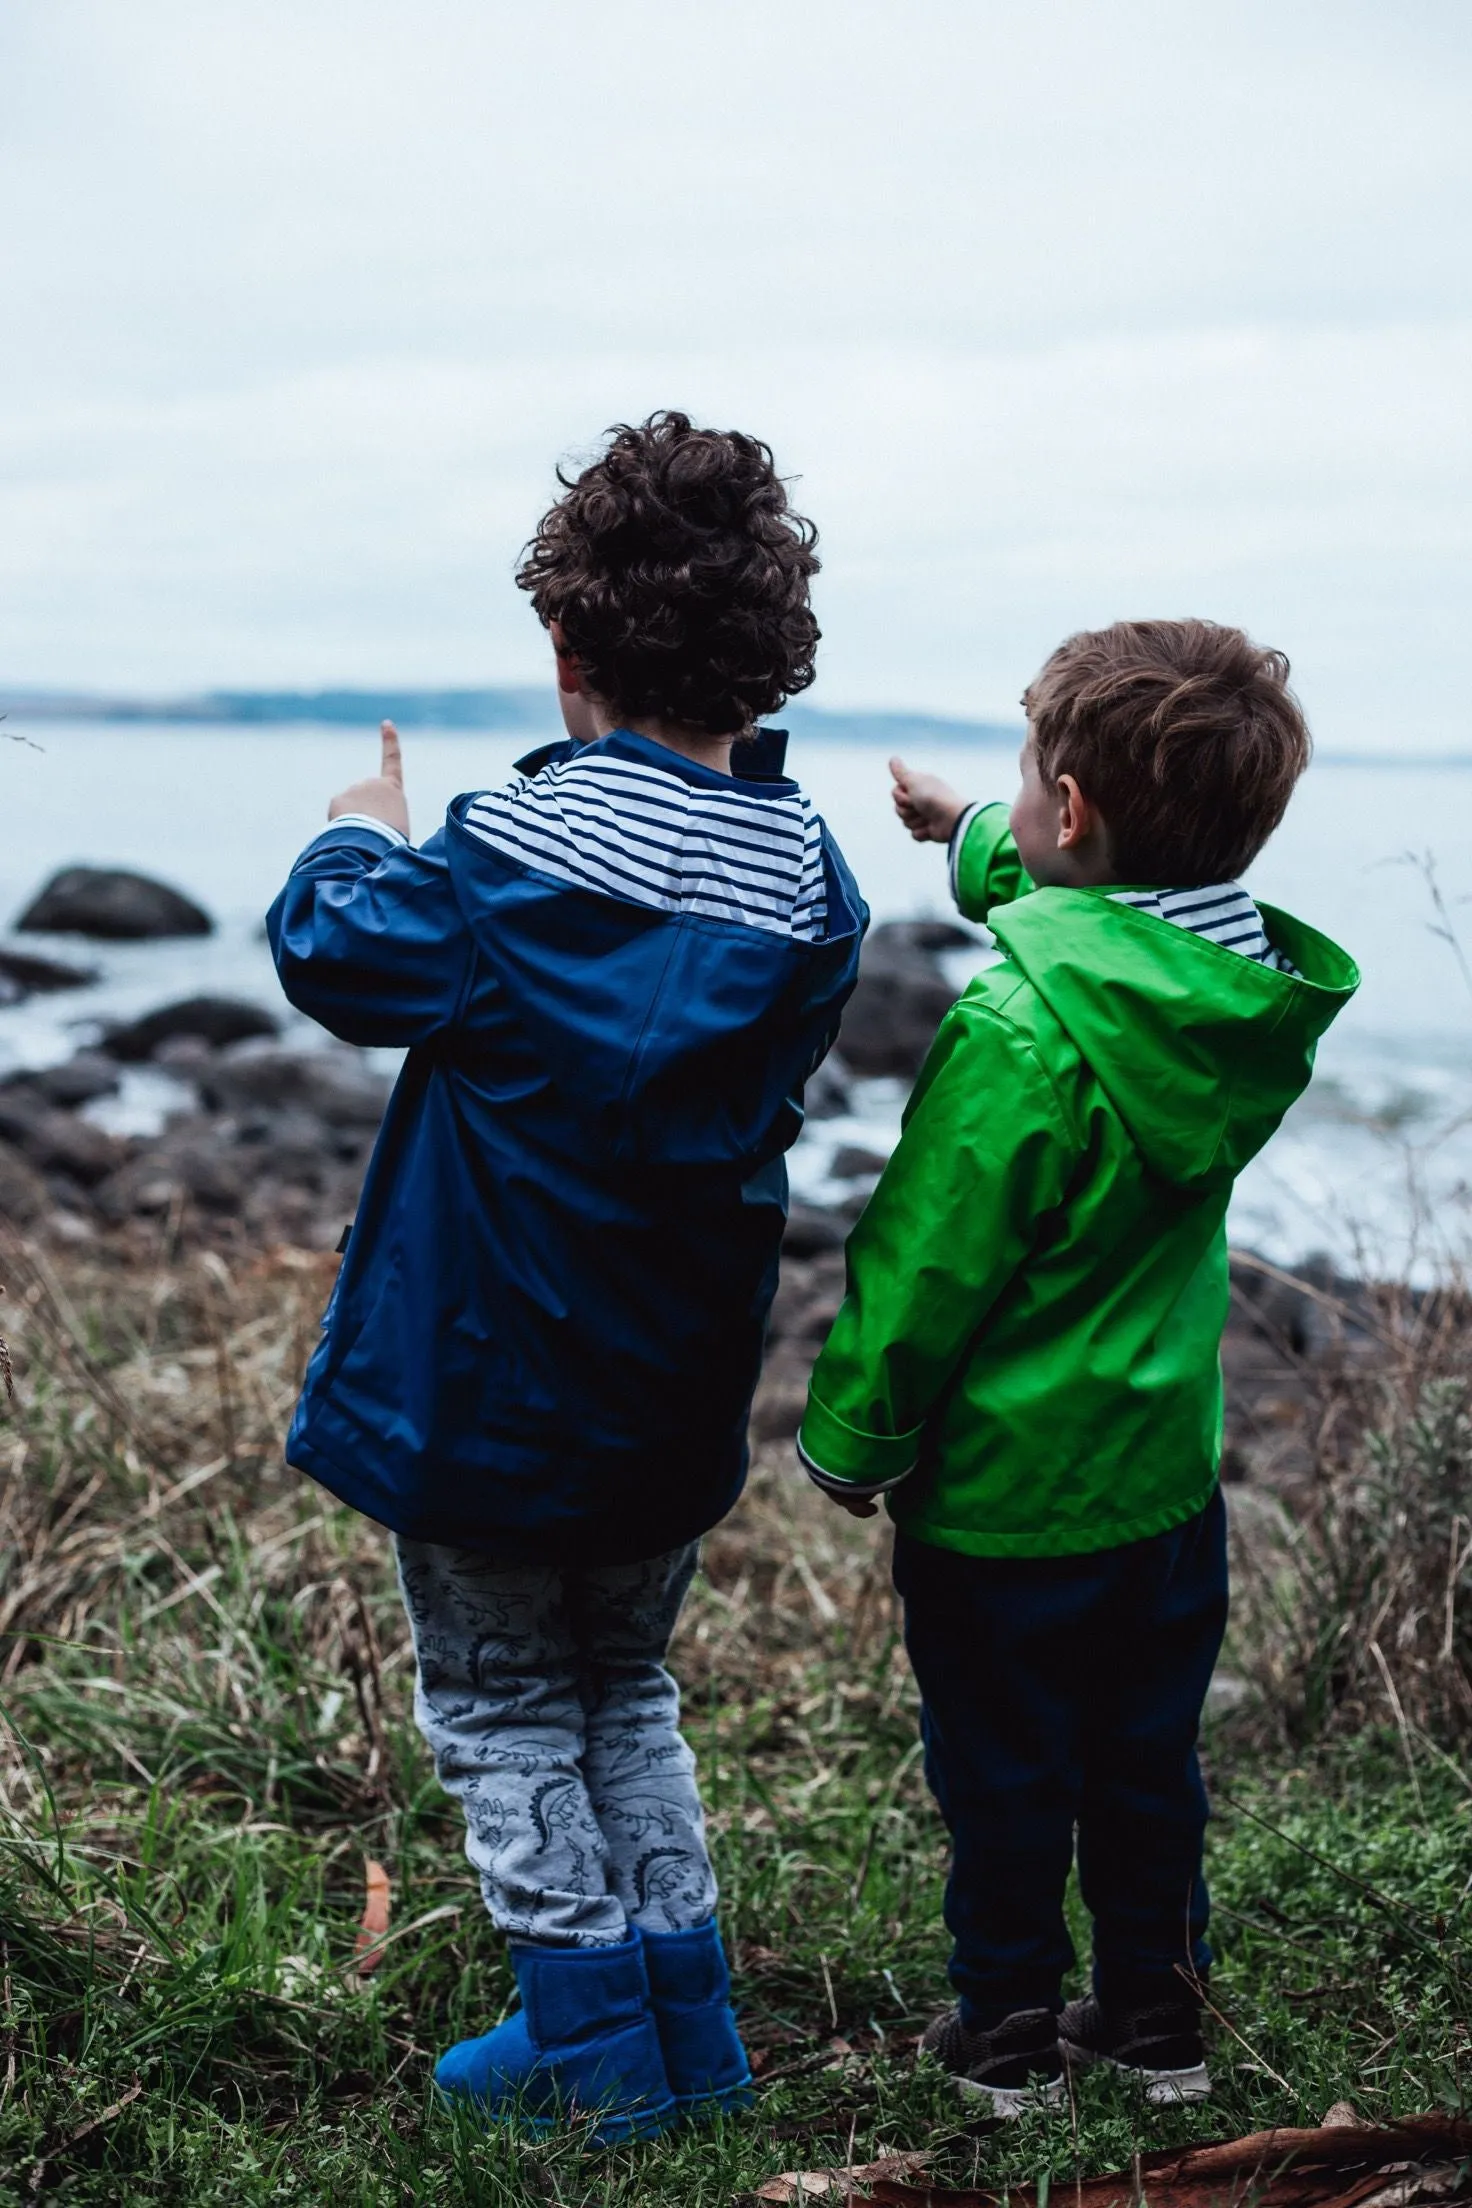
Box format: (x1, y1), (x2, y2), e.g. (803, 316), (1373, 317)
(953, 2073), (1065, 2119)
(1060, 2040), (1211, 2105)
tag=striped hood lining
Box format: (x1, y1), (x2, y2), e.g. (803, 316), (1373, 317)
(463, 749), (828, 941)
(1110, 883), (1299, 974)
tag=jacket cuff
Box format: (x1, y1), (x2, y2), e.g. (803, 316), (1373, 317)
(947, 803), (984, 906)
(950, 800), (1018, 922)
(297, 815), (409, 862)
(795, 1435), (903, 1499)
(797, 1391), (922, 1490)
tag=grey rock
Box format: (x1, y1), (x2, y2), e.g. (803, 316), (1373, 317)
(830, 1144), (888, 1181)
(838, 918), (979, 1079)
(0, 1087), (44, 1145)
(23, 1054), (122, 1108)
(103, 995), (280, 1062)
(197, 1046), (391, 1129)
(94, 1119), (249, 1220)
(781, 1204), (848, 1258)
(0, 946), (98, 993)
(15, 866), (212, 941)
(24, 1110), (126, 1186)
(803, 1054), (854, 1121)
(0, 1140), (49, 1225)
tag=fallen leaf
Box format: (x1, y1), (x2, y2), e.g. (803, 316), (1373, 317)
(353, 1858), (391, 1975)
(755, 2151), (932, 2202)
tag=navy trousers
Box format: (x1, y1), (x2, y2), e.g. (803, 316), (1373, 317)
(892, 1489), (1228, 2027)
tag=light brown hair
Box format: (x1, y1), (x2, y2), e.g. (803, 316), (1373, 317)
(1025, 619), (1311, 884)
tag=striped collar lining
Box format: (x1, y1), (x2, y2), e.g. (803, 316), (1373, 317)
(1111, 883), (1297, 973)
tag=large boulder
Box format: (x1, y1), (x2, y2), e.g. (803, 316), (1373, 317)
(837, 919), (980, 1080)
(22, 1108), (126, 1187)
(197, 1046), (391, 1129)
(103, 996), (280, 1062)
(94, 1120), (250, 1221)
(15, 867), (212, 941)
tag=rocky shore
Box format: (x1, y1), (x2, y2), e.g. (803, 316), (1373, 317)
(0, 864), (1380, 1486)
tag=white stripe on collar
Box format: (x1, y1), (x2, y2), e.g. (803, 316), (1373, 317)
(1111, 883), (1297, 973)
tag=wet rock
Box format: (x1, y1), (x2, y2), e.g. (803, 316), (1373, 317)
(830, 1144), (888, 1181)
(803, 1054), (855, 1121)
(103, 996), (281, 1062)
(231, 1105), (368, 1171)
(94, 1119), (250, 1220)
(0, 1087), (44, 1147)
(0, 946), (98, 993)
(767, 1251), (846, 1350)
(15, 867), (212, 941)
(23, 1110), (126, 1187)
(7, 1054), (122, 1108)
(197, 1046), (391, 1129)
(838, 918), (978, 1079)
(781, 1204), (848, 1258)
(0, 1140), (49, 1225)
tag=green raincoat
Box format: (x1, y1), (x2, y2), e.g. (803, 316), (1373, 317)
(798, 804), (1359, 1557)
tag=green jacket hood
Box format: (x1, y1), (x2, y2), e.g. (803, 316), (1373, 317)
(987, 890), (1359, 1191)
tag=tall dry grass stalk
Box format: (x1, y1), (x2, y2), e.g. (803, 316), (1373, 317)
(1231, 1273), (1472, 1751)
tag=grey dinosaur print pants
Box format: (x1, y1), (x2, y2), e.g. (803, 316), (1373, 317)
(395, 1538), (718, 1947)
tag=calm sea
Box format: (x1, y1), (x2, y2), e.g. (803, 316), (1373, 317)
(3, 718), (1470, 1277)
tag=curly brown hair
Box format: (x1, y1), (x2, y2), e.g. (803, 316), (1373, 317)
(1026, 618), (1312, 883)
(515, 411), (821, 738)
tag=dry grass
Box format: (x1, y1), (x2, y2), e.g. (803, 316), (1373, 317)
(1228, 1274), (1472, 1752)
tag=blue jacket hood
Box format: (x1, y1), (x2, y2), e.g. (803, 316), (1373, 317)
(441, 729), (868, 1167)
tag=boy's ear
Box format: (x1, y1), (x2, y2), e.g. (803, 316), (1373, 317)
(1054, 772), (1101, 852)
(548, 619), (584, 697)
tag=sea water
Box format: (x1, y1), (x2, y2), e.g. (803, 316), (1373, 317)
(2, 717), (1469, 1277)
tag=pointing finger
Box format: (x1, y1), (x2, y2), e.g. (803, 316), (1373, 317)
(381, 719), (403, 785)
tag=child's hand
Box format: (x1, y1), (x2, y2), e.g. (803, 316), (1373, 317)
(329, 720), (411, 839)
(823, 1489), (880, 1519)
(890, 756), (967, 845)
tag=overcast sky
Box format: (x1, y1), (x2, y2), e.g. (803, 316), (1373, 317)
(2, 0), (1469, 749)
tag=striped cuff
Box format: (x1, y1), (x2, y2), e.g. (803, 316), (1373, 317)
(300, 813), (409, 858)
(796, 1393), (923, 1494)
(946, 803), (983, 907)
(796, 1434), (911, 1500)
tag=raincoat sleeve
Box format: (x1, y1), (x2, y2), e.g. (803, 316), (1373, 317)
(267, 822), (474, 1048)
(797, 998), (1076, 1494)
(949, 801), (1033, 922)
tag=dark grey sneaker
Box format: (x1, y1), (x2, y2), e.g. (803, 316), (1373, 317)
(919, 2004), (1063, 2118)
(1058, 1993), (1210, 2104)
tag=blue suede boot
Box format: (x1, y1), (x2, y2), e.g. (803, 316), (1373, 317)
(434, 1931), (676, 2144)
(639, 1919), (753, 2117)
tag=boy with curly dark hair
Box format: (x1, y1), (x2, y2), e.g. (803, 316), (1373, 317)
(800, 620), (1358, 2116)
(269, 412), (866, 2139)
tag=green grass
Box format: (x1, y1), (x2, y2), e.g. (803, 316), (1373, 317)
(1, 1523), (1469, 2205)
(0, 1245), (1467, 2202)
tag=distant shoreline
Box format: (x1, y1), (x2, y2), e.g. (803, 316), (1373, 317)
(1, 686), (1022, 748)
(3, 690), (1468, 766)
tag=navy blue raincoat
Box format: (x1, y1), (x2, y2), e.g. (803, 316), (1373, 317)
(268, 729), (866, 1563)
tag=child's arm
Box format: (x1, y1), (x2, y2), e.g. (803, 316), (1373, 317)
(266, 722), (474, 1048)
(889, 756), (1033, 923)
(798, 996), (1074, 1506)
